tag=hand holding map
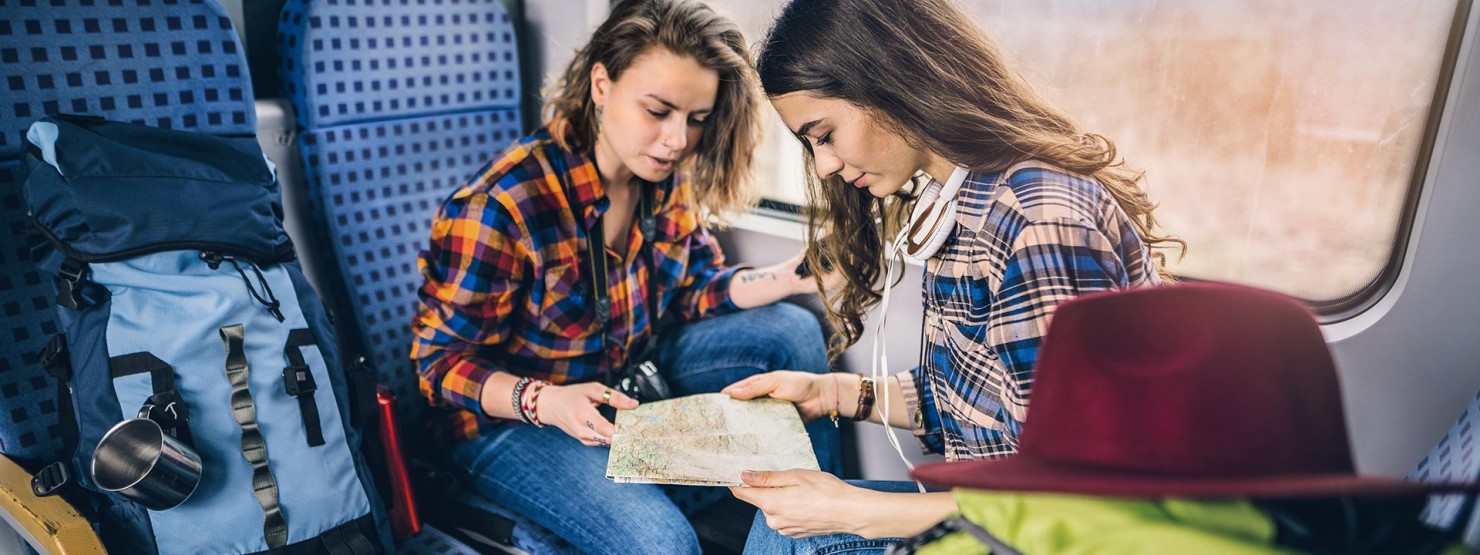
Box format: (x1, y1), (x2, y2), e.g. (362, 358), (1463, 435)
(605, 393), (820, 486)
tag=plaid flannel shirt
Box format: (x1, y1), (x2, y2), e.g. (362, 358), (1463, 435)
(410, 127), (745, 442)
(898, 163), (1163, 461)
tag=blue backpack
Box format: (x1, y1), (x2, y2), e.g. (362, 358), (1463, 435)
(21, 115), (391, 554)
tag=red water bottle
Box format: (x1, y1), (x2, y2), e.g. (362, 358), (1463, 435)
(377, 386), (421, 540)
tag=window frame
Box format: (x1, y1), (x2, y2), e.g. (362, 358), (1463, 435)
(742, 0), (1477, 322)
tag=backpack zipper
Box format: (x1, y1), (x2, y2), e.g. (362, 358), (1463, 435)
(29, 219), (294, 265)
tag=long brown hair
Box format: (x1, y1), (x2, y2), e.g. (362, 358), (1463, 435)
(758, 0), (1184, 357)
(544, 0), (761, 219)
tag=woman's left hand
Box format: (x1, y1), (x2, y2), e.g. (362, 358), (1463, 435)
(729, 469), (866, 538)
(779, 247), (845, 296)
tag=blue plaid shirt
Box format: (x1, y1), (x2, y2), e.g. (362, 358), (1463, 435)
(898, 163), (1163, 460)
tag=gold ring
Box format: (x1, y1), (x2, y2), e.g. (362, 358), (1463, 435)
(601, 388), (613, 405)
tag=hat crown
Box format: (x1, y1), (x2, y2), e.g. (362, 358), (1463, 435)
(1019, 283), (1355, 479)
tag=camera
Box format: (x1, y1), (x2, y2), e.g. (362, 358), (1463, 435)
(612, 359), (671, 402)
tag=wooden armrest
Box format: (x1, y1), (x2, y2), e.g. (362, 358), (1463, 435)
(0, 455), (105, 554)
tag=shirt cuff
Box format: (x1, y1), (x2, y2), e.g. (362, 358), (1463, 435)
(702, 264), (751, 316)
(444, 357), (499, 417)
(895, 369), (943, 454)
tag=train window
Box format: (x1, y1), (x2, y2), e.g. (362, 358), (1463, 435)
(720, 0), (1469, 314)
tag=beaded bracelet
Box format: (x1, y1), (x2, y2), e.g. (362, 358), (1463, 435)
(510, 377), (534, 424)
(828, 373), (841, 427)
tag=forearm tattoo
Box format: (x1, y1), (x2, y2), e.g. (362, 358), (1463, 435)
(739, 270), (777, 284)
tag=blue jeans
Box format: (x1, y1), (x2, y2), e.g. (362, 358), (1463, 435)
(742, 480), (921, 555)
(452, 302), (840, 555)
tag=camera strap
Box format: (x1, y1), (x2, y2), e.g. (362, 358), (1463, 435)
(585, 180), (660, 381)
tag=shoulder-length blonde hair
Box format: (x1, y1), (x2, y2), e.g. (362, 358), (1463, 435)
(758, 0), (1184, 357)
(544, 0), (761, 219)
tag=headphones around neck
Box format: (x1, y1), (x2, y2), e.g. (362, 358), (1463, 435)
(899, 165), (970, 264)
(873, 163), (970, 489)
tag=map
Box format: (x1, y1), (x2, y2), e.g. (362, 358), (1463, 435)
(606, 393), (820, 486)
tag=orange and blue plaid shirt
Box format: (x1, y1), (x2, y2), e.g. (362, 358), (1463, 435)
(410, 127), (745, 442)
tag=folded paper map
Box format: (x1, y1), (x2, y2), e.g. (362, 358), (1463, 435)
(606, 393), (819, 486)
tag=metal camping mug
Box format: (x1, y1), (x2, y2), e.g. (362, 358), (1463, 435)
(91, 417), (203, 510)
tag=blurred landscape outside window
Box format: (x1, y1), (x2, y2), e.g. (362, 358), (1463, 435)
(718, 0), (1464, 305)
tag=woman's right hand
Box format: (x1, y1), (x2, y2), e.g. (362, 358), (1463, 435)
(722, 371), (835, 422)
(535, 382), (638, 447)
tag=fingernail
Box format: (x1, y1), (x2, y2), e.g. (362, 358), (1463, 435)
(741, 471), (756, 481)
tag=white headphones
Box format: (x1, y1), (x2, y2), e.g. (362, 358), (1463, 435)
(898, 165), (970, 264)
(873, 161), (1050, 490)
(871, 164), (969, 493)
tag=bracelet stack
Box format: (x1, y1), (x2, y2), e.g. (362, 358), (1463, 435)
(853, 376), (876, 421)
(510, 377), (547, 427)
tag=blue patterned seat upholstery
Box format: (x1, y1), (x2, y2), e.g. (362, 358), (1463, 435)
(277, 0), (523, 420)
(276, 1), (550, 553)
(1410, 390), (1480, 541)
(0, 0), (256, 472)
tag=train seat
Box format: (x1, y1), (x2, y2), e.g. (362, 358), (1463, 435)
(1411, 388), (1480, 544)
(0, 1), (257, 552)
(274, 1), (556, 552)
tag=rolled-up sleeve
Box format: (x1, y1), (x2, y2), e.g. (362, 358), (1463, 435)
(410, 188), (528, 415)
(896, 367), (947, 454)
(669, 224), (747, 321)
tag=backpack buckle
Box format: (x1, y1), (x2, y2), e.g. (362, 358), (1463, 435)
(594, 297), (613, 325)
(140, 392), (192, 444)
(37, 335), (71, 380)
(31, 461), (70, 497)
(141, 392), (190, 422)
(283, 365), (317, 397)
(55, 257), (92, 310)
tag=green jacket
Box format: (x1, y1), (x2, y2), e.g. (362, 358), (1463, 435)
(916, 490), (1469, 554)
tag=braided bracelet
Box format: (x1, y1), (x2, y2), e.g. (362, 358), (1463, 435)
(522, 380), (548, 427)
(510, 377), (534, 424)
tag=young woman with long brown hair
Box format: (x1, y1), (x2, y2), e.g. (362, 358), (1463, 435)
(722, 0), (1182, 551)
(410, 1), (839, 552)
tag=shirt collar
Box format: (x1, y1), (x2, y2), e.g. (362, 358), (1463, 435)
(555, 143), (678, 229)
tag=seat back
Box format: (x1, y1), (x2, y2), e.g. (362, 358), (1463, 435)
(276, 0), (524, 425)
(277, 3), (547, 551)
(1410, 389), (1480, 544)
(0, 0), (256, 467)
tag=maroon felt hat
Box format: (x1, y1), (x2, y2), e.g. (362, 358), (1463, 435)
(912, 282), (1478, 498)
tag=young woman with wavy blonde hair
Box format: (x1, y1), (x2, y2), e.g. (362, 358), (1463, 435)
(411, 1), (839, 552)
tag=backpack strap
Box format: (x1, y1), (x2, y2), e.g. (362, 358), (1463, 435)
(312, 515), (379, 555)
(240, 514), (380, 555)
(282, 328), (325, 447)
(32, 335), (76, 497)
(889, 515), (1023, 555)
(220, 323), (290, 549)
(112, 352), (194, 446)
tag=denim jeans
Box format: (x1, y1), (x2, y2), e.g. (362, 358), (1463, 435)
(451, 302), (840, 555)
(742, 480), (923, 555)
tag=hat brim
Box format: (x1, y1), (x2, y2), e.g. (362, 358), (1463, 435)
(912, 458), (1480, 499)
